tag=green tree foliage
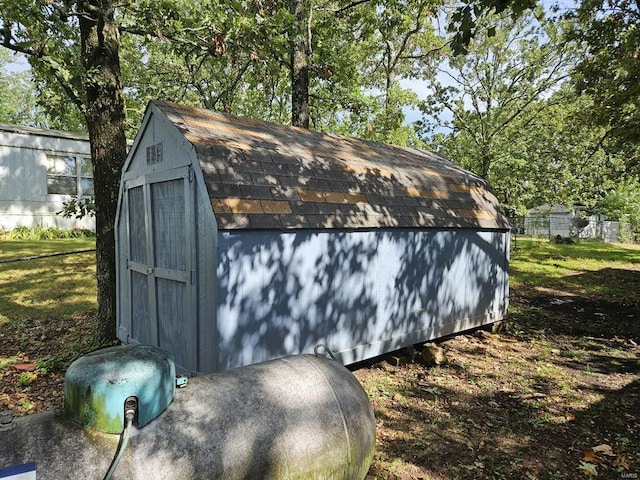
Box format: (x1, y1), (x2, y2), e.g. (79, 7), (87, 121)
(447, 0), (537, 54)
(0, 2), (88, 132)
(117, 0), (444, 145)
(326, 0), (443, 144)
(0, 51), (45, 126)
(569, 0), (640, 166)
(424, 12), (584, 214)
(494, 88), (625, 215)
(120, 0), (294, 128)
(596, 177), (640, 236)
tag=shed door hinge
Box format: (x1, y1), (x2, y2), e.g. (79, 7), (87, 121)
(188, 167), (194, 183)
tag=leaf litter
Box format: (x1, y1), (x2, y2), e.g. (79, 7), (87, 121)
(1, 272), (639, 479)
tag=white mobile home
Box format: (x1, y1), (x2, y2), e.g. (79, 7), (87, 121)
(116, 102), (511, 375)
(0, 124), (95, 231)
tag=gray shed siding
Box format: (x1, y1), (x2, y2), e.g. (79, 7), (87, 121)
(116, 110), (218, 374)
(215, 229), (508, 369)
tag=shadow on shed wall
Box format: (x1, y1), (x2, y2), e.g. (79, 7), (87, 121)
(215, 228), (509, 369)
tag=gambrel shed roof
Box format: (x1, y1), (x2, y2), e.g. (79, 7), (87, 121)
(155, 101), (509, 231)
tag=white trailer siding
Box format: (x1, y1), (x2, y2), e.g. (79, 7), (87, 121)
(0, 124), (94, 231)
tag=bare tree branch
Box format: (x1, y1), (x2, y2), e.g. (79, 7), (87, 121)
(334, 0), (372, 16)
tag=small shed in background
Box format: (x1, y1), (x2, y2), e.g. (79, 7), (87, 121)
(524, 204), (631, 243)
(0, 124), (95, 231)
(115, 101), (511, 375)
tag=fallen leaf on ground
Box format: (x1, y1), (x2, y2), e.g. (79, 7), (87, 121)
(13, 363), (35, 372)
(592, 444), (616, 457)
(583, 448), (597, 463)
(614, 455), (630, 470)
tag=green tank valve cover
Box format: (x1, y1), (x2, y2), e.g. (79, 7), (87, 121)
(64, 344), (175, 434)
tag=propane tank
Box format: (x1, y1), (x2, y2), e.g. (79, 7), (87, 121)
(0, 350), (375, 480)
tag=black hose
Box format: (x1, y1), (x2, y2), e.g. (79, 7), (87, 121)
(103, 411), (135, 480)
(0, 249), (96, 264)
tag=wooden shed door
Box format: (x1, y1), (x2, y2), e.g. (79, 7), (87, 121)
(124, 166), (196, 373)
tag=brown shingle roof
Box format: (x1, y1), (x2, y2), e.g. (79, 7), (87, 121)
(155, 101), (510, 231)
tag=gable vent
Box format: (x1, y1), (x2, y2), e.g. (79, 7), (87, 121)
(146, 142), (164, 165)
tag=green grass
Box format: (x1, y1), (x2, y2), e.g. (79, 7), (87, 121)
(2, 236), (640, 477)
(0, 238), (97, 325)
(0, 238), (96, 260)
(510, 238), (640, 301)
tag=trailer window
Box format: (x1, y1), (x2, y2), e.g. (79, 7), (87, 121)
(78, 157), (94, 195)
(46, 155), (93, 196)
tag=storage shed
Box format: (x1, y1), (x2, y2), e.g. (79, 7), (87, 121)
(116, 101), (510, 375)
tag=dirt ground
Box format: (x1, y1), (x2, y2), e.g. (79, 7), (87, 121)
(0, 313), (95, 415)
(1, 281), (639, 479)
(356, 281), (640, 479)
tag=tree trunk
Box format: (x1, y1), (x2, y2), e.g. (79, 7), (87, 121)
(78, 0), (127, 344)
(290, 0), (311, 128)
(480, 149), (492, 180)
